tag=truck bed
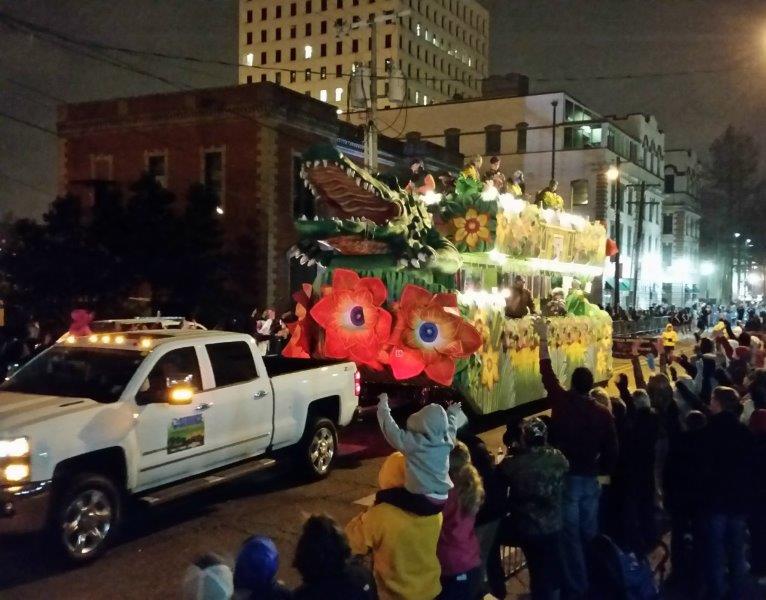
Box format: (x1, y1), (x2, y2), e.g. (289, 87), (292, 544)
(262, 355), (344, 377)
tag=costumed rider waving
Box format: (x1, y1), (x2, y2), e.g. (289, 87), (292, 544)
(564, 280), (596, 316)
(483, 156), (507, 193)
(505, 275), (537, 319)
(536, 179), (565, 211)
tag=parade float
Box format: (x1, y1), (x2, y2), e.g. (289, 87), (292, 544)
(284, 145), (612, 415)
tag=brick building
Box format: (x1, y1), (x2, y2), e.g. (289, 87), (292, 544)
(57, 82), (459, 310)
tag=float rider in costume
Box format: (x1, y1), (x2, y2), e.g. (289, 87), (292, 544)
(461, 155), (483, 182)
(509, 170), (525, 198)
(536, 179), (565, 211)
(564, 280), (594, 316)
(483, 156), (507, 193)
(506, 275), (537, 319)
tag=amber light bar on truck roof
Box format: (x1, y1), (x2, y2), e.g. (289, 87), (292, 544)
(61, 333), (159, 349)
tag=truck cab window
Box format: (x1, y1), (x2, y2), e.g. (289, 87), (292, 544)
(145, 347), (201, 394)
(206, 342), (257, 387)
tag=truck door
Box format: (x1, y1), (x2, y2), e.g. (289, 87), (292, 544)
(133, 346), (215, 490)
(199, 340), (273, 464)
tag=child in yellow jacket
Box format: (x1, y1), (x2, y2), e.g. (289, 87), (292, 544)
(346, 452), (443, 600)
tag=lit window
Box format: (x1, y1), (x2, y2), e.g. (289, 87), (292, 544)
(468, 57), (472, 67)
(415, 90), (419, 103)
(335, 87), (343, 102)
(245, 53), (254, 66)
(320, 89), (328, 102)
(416, 23), (421, 36)
(424, 29), (430, 41)
(304, 45), (313, 59)
(423, 95), (428, 105)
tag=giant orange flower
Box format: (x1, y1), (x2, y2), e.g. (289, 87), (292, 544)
(282, 283), (316, 359)
(310, 268), (391, 368)
(388, 285), (482, 386)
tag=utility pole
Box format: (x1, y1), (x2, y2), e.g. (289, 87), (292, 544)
(613, 157), (622, 311)
(364, 14), (379, 171)
(631, 181), (646, 310)
(550, 100), (558, 181)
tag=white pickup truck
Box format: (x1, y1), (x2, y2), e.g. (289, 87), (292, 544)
(0, 330), (358, 563)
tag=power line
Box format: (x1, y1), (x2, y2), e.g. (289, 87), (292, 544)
(0, 169), (56, 198)
(0, 109), (58, 137)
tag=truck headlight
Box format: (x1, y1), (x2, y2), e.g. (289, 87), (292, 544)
(0, 437), (30, 458)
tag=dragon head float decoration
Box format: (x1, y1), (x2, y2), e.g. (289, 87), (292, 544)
(290, 145), (461, 274)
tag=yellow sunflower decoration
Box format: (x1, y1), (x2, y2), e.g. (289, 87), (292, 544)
(480, 347), (500, 388)
(452, 208), (491, 250)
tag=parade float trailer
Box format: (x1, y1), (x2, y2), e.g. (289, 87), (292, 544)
(284, 145), (613, 416)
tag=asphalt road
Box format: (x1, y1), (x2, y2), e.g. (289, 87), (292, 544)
(0, 350), (679, 599)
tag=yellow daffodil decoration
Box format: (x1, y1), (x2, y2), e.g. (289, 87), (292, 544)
(453, 208), (491, 250)
(480, 346), (500, 388)
(438, 192), (497, 253)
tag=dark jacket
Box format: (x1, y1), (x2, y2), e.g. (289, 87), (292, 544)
(697, 411), (754, 515)
(663, 427), (707, 514)
(459, 432), (506, 525)
(292, 561), (377, 600)
(541, 359), (619, 477)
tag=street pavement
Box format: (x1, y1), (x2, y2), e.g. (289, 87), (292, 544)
(0, 346), (693, 599)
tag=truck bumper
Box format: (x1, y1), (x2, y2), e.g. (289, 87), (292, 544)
(0, 480), (52, 535)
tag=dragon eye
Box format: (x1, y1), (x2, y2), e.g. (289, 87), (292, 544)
(418, 321), (438, 343)
(349, 306), (365, 327)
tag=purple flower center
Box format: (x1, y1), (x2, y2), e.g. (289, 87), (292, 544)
(350, 306), (365, 327)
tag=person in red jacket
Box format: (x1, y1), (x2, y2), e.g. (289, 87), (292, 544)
(533, 318), (618, 599)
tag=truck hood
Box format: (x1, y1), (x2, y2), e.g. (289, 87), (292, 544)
(0, 392), (101, 436)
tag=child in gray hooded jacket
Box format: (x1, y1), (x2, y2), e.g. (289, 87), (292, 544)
(377, 393), (468, 502)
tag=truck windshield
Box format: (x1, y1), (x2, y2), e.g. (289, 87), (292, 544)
(0, 346), (144, 403)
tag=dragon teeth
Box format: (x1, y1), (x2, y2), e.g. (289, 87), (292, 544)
(398, 259), (409, 268)
(322, 159), (328, 167)
(355, 177), (362, 186)
(410, 259), (420, 268)
(299, 254), (309, 265)
(299, 214), (308, 221)
(307, 259), (316, 267)
(418, 253), (428, 262)
(313, 215), (319, 221)
(313, 160), (320, 167)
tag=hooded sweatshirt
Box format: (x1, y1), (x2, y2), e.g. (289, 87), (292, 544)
(346, 452), (443, 600)
(377, 397), (467, 498)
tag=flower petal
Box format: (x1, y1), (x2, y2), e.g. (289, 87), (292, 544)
(452, 217), (466, 228)
(357, 277), (388, 306)
(466, 232), (478, 247)
(375, 308), (393, 341)
(388, 345), (427, 380)
(310, 296), (336, 328)
(425, 356), (456, 386)
(400, 285), (435, 310)
(455, 228), (468, 241)
(477, 213), (488, 226)
(332, 268), (361, 291)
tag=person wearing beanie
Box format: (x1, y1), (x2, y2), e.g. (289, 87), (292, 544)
(182, 553), (234, 600)
(346, 452), (443, 600)
(750, 408), (766, 582)
(499, 417), (569, 600)
(233, 536), (291, 600)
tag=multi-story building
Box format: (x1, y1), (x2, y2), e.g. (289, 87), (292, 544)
(238, 0), (489, 109)
(351, 92), (667, 308)
(57, 82), (459, 309)
(662, 149), (702, 304)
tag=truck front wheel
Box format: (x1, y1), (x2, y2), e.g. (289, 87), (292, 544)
(300, 417), (338, 479)
(52, 473), (122, 564)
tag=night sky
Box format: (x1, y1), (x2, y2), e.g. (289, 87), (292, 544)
(1, 0), (765, 218)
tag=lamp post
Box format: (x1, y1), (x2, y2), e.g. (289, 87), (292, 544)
(606, 159), (621, 311)
(550, 100), (559, 180)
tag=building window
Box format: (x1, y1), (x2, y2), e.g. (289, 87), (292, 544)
(276, 5), (282, 18)
(385, 34), (392, 48)
(484, 124), (501, 155)
(246, 75), (253, 83)
(261, 73), (267, 82)
(305, 23), (312, 36)
(291, 3), (297, 16)
(352, 39), (359, 52)
(337, 0), (342, 7)
(320, 66), (327, 79)
(261, 30), (267, 43)
(335, 87), (343, 102)
(336, 64), (342, 77)
(246, 31), (253, 45)
(245, 52), (254, 66)
(321, 20), (327, 34)
(321, 0), (327, 9)
(275, 27), (281, 40)
(291, 25), (296, 38)
(336, 41), (342, 55)
(91, 155), (113, 180)
(276, 49), (282, 62)
(304, 44), (313, 58)
(444, 128), (460, 154)
(662, 243), (672, 267)
(516, 122), (528, 153)
(275, 71), (282, 84)
(306, 0), (312, 13)
(571, 179), (588, 205)
(202, 149), (224, 205)
(305, 68), (311, 81)
(663, 214), (673, 235)
(664, 174), (675, 193)
(260, 51), (267, 64)
(260, 7), (267, 19)
(247, 10), (253, 23)
(320, 89), (328, 102)
(290, 70), (297, 82)
(320, 43), (327, 57)
(290, 47), (296, 60)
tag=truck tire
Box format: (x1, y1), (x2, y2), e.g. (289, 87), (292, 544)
(299, 417), (338, 479)
(51, 473), (122, 564)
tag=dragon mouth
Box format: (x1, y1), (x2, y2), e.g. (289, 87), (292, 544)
(300, 157), (401, 225)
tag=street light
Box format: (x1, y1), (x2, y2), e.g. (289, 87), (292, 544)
(699, 261), (715, 276)
(747, 271), (762, 286)
(605, 160), (622, 311)
(734, 232), (741, 238)
(606, 165), (620, 181)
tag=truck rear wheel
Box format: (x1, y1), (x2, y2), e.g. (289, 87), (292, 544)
(51, 473), (122, 564)
(299, 417), (338, 479)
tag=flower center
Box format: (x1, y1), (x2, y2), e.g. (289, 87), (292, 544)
(349, 306), (365, 327)
(419, 321), (438, 343)
(465, 218), (479, 232)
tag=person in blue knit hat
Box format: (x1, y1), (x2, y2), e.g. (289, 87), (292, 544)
(233, 535), (292, 600)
